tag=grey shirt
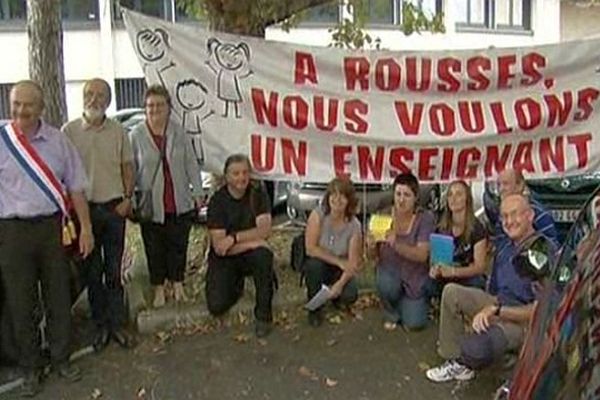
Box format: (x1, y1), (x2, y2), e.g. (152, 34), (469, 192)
(315, 207), (362, 257)
(130, 119), (203, 223)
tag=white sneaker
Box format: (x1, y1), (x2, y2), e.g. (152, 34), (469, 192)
(426, 360), (475, 382)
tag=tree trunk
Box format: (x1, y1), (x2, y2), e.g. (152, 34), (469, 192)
(27, 0), (67, 127)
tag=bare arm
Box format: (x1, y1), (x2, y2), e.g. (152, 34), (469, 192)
(70, 191), (94, 258)
(114, 161), (135, 217)
(442, 238), (488, 279)
(210, 213), (271, 257)
(209, 228), (234, 257)
(234, 213), (272, 243)
(337, 231), (363, 278)
(121, 162), (135, 197)
(472, 302), (536, 333)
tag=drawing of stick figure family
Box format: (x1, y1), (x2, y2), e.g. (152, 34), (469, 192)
(135, 29), (254, 164)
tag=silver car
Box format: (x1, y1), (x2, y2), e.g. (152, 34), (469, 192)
(286, 180), (442, 224)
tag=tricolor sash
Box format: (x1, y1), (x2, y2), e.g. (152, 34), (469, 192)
(0, 122), (78, 246)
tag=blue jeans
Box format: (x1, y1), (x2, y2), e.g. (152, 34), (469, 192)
(376, 265), (428, 329)
(81, 200), (126, 331)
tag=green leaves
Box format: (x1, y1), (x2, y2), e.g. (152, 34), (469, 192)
(175, 0), (444, 45)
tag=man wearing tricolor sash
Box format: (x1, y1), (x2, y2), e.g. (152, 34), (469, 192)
(0, 80), (93, 397)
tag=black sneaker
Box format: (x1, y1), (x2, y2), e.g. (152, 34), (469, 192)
(92, 326), (110, 352)
(255, 321), (272, 338)
(111, 328), (136, 349)
(20, 370), (41, 398)
(56, 363), (81, 383)
(308, 310), (323, 327)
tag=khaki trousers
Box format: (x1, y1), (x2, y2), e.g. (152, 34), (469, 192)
(438, 283), (526, 360)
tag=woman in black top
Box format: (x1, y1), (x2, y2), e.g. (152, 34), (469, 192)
(205, 154), (275, 338)
(429, 180), (488, 294)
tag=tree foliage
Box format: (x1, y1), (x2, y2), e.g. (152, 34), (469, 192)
(176, 0), (445, 46)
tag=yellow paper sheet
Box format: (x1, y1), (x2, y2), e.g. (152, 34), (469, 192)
(369, 214), (393, 242)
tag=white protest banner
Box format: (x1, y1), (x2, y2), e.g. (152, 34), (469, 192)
(123, 9), (600, 184)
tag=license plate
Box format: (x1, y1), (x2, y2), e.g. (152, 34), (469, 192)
(550, 209), (580, 223)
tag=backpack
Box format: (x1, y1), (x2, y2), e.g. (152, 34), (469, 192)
(290, 232), (307, 286)
(290, 232), (306, 272)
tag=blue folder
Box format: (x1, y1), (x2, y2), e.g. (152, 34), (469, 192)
(430, 233), (455, 267)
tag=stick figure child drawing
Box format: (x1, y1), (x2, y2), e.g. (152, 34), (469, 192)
(136, 28), (176, 87)
(205, 38), (253, 118)
(175, 79), (214, 164)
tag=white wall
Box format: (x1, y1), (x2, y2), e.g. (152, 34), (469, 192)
(0, 0), (562, 120)
(561, 2), (600, 41)
(266, 0), (561, 50)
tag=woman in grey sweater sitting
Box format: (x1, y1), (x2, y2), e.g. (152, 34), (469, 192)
(303, 177), (363, 327)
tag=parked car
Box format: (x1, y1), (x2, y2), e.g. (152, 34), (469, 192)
(286, 180), (442, 224)
(499, 186), (600, 399)
(111, 107), (145, 132)
(484, 174), (600, 242)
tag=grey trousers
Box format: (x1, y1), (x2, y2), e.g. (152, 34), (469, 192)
(438, 283), (526, 368)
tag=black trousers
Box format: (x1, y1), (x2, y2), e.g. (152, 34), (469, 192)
(304, 257), (358, 310)
(0, 215), (72, 370)
(140, 212), (193, 285)
(80, 199), (127, 331)
(206, 247), (274, 323)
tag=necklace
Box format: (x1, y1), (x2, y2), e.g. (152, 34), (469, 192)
(328, 234), (336, 247)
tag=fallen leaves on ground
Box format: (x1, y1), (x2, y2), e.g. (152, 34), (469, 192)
(327, 315), (343, 325)
(155, 331), (171, 343)
(417, 361), (431, 371)
(324, 377), (339, 388)
(326, 339), (338, 347)
(91, 388), (102, 399)
(352, 293), (380, 311)
(233, 333), (251, 343)
(136, 387), (146, 398)
(298, 366), (319, 381)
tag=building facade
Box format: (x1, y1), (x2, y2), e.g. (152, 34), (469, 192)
(0, 0), (561, 120)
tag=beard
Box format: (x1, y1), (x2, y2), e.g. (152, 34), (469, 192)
(84, 106), (105, 121)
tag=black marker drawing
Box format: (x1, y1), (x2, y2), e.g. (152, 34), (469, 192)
(136, 28), (176, 87)
(176, 79), (215, 165)
(206, 38), (253, 118)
